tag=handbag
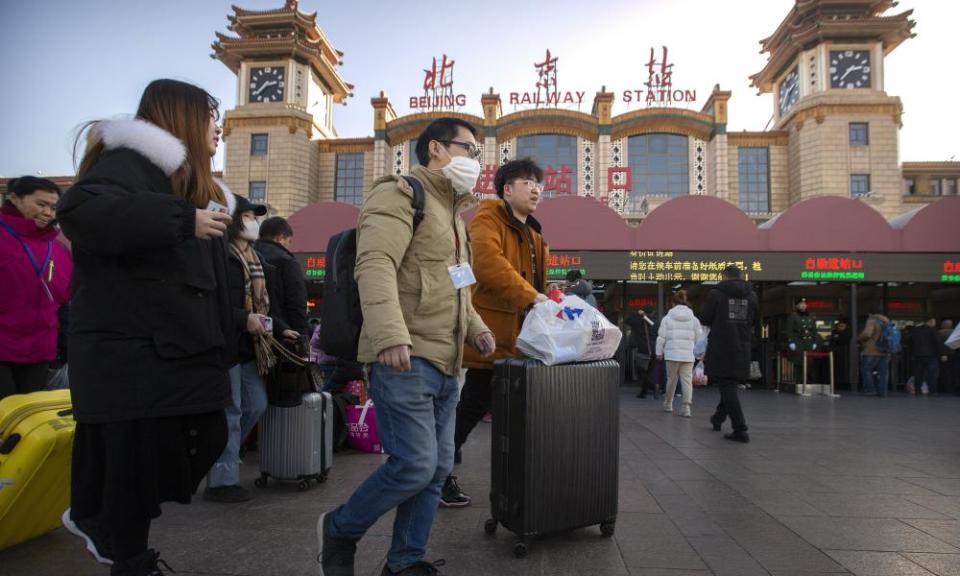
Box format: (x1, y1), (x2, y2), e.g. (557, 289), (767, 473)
(266, 336), (321, 407)
(632, 320), (653, 371)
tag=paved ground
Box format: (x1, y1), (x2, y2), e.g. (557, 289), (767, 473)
(4, 387), (960, 576)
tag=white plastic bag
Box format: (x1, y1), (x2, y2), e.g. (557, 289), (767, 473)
(516, 295), (622, 366)
(692, 361), (708, 386)
(947, 324), (960, 350)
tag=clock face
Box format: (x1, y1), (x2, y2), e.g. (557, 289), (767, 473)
(248, 66), (285, 103)
(778, 67), (800, 116)
(830, 50), (871, 89)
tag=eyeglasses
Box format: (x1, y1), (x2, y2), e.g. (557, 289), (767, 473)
(512, 179), (544, 192)
(438, 140), (481, 160)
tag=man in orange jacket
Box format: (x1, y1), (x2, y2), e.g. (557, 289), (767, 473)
(442, 158), (550, 507)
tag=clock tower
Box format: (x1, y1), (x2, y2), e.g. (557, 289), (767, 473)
(213, 0), (353, 215)
(750, 0), (915, 217)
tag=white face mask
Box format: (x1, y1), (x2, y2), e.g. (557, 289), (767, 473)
(441, 155), (482, 196)
(240, 219), (260, 241)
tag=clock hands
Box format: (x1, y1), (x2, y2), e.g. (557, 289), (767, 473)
(254, 80), (277, 96)
(839, 65), (863, 82)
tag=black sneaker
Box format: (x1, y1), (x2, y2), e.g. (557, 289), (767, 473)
(62, 508), (114, 565)
(203, 484), (253, 503)
(381, 559), (447, 575)
(110, 549), (174, 575)
(709, 415), (723, 432)
(318, 511), (356, 576)
(724, 431), (750, 443)
(439, 476), (471, 508)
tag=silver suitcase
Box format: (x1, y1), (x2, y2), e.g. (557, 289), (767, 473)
(256, 392), (333, 490)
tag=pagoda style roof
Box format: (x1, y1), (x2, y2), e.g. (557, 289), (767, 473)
(750, 0), (915, 93)
(212, 1), (352, 102)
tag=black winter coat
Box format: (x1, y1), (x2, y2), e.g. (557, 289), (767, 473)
(226, 246), (290, 364)
(58, 147), (232, 424)
(625, 311), (657, 353)
(253, 239), (308, 334)
(701, 280), (759, 381)
(910, 325), (941, 358)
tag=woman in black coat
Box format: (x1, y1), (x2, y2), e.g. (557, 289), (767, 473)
(57, 79), (234, 576)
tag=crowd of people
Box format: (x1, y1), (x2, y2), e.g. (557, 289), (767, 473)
(2, 78), (956, 576)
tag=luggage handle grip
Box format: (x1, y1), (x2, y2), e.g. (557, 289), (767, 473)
(0, 433), (21, 455)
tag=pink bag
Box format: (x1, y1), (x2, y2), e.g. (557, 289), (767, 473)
(346, 401), (382, 453)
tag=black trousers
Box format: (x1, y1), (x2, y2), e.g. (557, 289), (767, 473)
(454, 368), (493, 452)
(712, 379), (748, 433)
(0, 361), (49, 400)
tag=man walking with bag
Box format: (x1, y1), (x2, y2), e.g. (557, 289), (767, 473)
(317, 118), (495, 576)
(703, 265), (759, 443)
(447, 158), (550, 507)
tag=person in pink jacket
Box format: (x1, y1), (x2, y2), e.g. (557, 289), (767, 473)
(0, 176), (73, 399)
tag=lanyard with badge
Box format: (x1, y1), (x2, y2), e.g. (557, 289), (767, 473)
(447, 221), (477, 290)
(0, 221), (55, 302)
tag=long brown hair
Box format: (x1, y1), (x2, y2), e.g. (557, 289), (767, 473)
(671, 289), (689, 307)
(76, 79), (224, 208)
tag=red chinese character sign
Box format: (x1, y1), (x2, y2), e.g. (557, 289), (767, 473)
(509, 49), (586, 107)
(543, 165), (574, 196)
(622, 45), (696, 106)
(409, 53), (467, 111)
(472, 164), (498, 197)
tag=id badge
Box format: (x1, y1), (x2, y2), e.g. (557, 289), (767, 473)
(448, 263), (477, 289)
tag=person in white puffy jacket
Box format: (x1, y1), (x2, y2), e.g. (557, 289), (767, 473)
(656, 290), (703, 417)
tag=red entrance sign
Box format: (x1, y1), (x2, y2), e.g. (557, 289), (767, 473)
(473, 164), (498, 196)
(628, 297), (656, 308)
(888, 301), (923, 312)
(543, 164), (573, 195)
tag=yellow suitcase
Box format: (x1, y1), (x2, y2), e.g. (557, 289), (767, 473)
(0, 389), (74, 550)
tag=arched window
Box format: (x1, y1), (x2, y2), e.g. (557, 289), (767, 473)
(515, 134), (578, 197)
(627, 134), (688, 211)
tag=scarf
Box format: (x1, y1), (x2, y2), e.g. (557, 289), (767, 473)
(231, 241), (274, 374)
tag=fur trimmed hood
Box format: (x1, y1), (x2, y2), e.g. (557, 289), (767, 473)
(96, 118), (186, 177)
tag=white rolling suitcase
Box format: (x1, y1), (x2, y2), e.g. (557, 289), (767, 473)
(256, 391), (333, 490)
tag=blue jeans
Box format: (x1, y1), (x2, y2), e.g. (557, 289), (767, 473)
(208, 361), (268, 487)
(327, 358), (459, 572)
(861, 355), (890, 396)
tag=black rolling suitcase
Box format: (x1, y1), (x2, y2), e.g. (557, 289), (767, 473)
(485, 358), (620, 557)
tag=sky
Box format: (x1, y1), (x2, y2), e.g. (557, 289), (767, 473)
(1, 0), (956, 178)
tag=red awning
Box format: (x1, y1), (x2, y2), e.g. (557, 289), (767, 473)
(531, 196), (632, 250)
(890, 197), (960, 252)
(288, 201), (359, 253)
(636, 195), (762, 251)
(761, 196), (900, 252)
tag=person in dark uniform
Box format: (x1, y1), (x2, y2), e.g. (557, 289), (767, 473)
(703, 265), (759, 443)
(626, 305), (658, 396)
(784, 298), (819, 382)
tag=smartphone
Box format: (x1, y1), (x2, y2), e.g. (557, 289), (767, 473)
(205, 200), (228, 215)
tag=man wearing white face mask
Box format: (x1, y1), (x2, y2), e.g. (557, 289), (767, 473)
(318, 118), (494, 576)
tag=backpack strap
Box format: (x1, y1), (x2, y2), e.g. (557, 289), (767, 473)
(401, 176), (426, 231)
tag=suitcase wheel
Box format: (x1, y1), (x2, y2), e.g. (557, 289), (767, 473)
(483, 518), (497, 535)
(298, 480), (311, 491)
(512, 541), (528, 558)
(254, 475), (268, 489)
(600, 521), (616, 537)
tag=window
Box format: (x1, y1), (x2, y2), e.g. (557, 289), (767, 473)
(850, 174), (870, 197)
(942, 177), (958, 196)
(249, 181), (266, 203)
(738, 147), (770, 213)
(626, 134), (689, 212)
(408, 140), (420, 168)
(904, 178), (916, 195)
(848, 122), (869, 146)
(335, 153), (365, 206)
(930, 178), (941, 196)
(250, 133), (269, 156)
(515, 134), (578, 198)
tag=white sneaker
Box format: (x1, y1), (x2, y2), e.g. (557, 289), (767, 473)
(663, 402), (674, 412)
(680, 405), (692, 418)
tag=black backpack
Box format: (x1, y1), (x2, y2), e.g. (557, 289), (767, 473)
(320, 176), (425, 361)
